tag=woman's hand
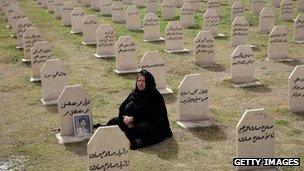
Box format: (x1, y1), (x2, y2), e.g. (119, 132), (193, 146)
(123, 116), (134, 128)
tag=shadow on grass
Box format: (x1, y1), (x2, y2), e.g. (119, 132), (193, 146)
(44, 105), (57, 114)
(200, 64), (226, 72)
(64, 140), (88, 156)
(139, 136), (178, 161)
(163, 93), (177, 104)
(279, 59), (304, 66)
(189, 126), (227, 142)
(242, 84), (272, 93)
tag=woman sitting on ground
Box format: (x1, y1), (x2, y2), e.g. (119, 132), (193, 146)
(107, 69), (172, 149)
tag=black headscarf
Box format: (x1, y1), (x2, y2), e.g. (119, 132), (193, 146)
(130, 69), (156, 101)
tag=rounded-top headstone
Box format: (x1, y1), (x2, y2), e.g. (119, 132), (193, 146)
(288, 65), (304, 113)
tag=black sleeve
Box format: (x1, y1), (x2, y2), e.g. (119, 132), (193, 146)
(118, 93), (132, 120)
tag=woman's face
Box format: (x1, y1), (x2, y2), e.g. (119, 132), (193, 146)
(136, 75), (146, 91)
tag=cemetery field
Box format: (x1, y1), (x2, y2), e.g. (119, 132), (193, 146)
(1, 0), (304, 170)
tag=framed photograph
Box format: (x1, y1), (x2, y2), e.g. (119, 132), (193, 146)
(73, 114), (92, 137)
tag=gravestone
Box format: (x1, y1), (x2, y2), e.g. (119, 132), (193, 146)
(82, 15), (99, 45)
(114, 36), (140, 74)
(133, 0), (145, 8)
(161, 0), (175, 20)
(111, 1), (125, 23)
(293, 14), (304, 43)
(231, 2), (245, 22)
(95, 24), (116, 58)
(231, 45), (258, 86)
(231, 16), (249, 48)
(186, 0), (201, 12)
(57, 85), (92, 143)
(87, 126), (130, 171)
(273, 0), (283, 8)
(61, 2), (74, 26)
(16, 17), (32, 49)
(267, 26), (289, 60)
(82, 0), (90, 7)
(288, 65), (304, 113)
(5, 4), (20, 28)
(22, 27), (43, 62)
(252, 0), (264, 15)
(100, 0), (112, 16)
(204, 9), (225, 38)
(41, 59), (68, 105)
(298, 0), (304, 12)
(165, 21), (190, 53)
(2, 0), (17, 18)
(280, 0), (293, 21)
(139, 51), (173, 94)
(123, 0), (132, 5)
(125, 5), (142, 31)
(175, 0), (183, 8)
(177, 74), (217, 128)
(236, 109), (275, 171)
(53, 0), (64, 19)
(47, 0), (54, 13)
(146, 0), (158, 13)
(180, 3), (195, 29)
(41, 0), (48, 9)
(90, 0), (100, 10)
(194, 31), (216, 66)
(11, 10), (26, 37)
(207, 0), (221, 14)
(30, 41), (53, 82)
(71, 7), (85, 34)
(143, 13), (164, 42)
(259, 7), (275, 34)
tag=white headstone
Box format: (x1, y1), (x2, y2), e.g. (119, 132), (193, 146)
(30, 41), (53, 81)
(11, 9), (26, 36)
(259, 7), (275, 34)
(180, 3), (195, 28)
(22, 27), (43, 62)
(41, 59), (68, 105)
(90, 0), (100, 10)
(161, 0), (175, 20)
(280, 0), (293, 21)
(231, 16), (249, 48)
(146, 0), (158, 13)
(143, 13), (164, 42)
(71, 7), (85, 33)
(133, 0), (145, 7)
(16, 17), (32, 49)
(236, 109), (275, 171)
(61, 2), (74, 26)
(207, 0), (221, 14)
(194, 31), (215, 66)
(53, 0), (64, 19)
(294, 14), (304, 43)
(252, 0), (264, 15)
(288, 65), (304, 113)
(125, 5), (142, 31)
(298, 0), (304, 12)
(231, 45), (255, 84)
(231, 2), (245, 22)
(82, 15), (99, 45)
(268, 26), (288, 60)
(95, 24), (116, 58)
(87, 126), (130, 171)
(203, 9), (221, 37)
(58, 85), (92, 136)
(165, 21), (188, 53)
(111, 1), (125, 23)
(114, 36), (139, 74)
(140, 51), (172, 94)
(100, 0), (112, 16)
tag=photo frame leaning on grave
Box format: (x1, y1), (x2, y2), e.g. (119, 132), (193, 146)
(73, 114), (92, 137)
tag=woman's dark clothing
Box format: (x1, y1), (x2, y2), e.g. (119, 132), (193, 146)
(107, 70), (172, 149)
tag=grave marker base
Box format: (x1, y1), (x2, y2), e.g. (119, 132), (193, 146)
(266, 57), (294, 62)
(70, 30), (82, 34)
(55, 133), (91, 144)
(21, 58), (31, 63)
(176, 118), (218, 129)
(233, 80), (262, 88)
(214, 33), (226, 38)
(81, 41), (96, 45)
(94, 53), (116, 58)
(53, 16), (61, 19)
(10, 34), (16, 38)
(114, 69), (140, 74)
(164, 48), (190, 54)
(16, 46), (23, 50)
(293, 40), (304, 44)
(30, 76), (41, 82)
(41, 98), (58, 105)
(158, 87), (173, 94)
(61, 23), (71, 26)
(196, 63), (221, 67)
(143, 37), (165, 42)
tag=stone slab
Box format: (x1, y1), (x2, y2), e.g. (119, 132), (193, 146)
(56, 133), (91, 144)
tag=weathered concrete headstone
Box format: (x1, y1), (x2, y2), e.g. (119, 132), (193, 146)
(57, 85), (92, 143)
(185, 0), (201, 12)
(146, 0), (158, 13)
(87, 126), (130, 171)
(90, 0), (100, 10)
(133, 0), (145, 8)
(143, 13), (164, 42)
(82, 15), (99, 45)
(252, 0), (264, 15)
(16, 17), (32, 49)
(231, 45), (256, 85)
(123, 0), (132, 5)
(41, 59), (68, 105)
(5, 4), (20, 28)
(114, 36), (139, 74)
(231, 2), (245, 22)
(11, 10), (26, 37)
(273, 0), (283, 8)
(293, 14), (304, 43)
(161, 0), (175, 20)
(71, 7), (85, 34)
(259, 7), (275, 34)
(180, 3), (195, 29)
(53, 0), (64, 19)
(47, 0), (54, 13)
(194, 31), (216, 66)
(22, 27), (43, 62)
(125, 5), (142, 31)
(288, 65), (304, 113)
(61, 2), (74, 26)
(2, 0), (17, 19)
(82, 0), (90, 7)
(177, 74), (217, 128)
(298, 0), (304, 12)
(40, 0), (48, 9)
(100, 0), (112, 16)
(236, 109), (275, 171)
(204, 9), (224, 38)
(139, 51), (172, 94)
(95, 24), (116, 58)
(207, 0), (221, 14)
(111, 1), (125, 23)
(30, 41), (53, 82)
(280, 0), (293, 22)
(165, 21), (189, 53)
(231, 16), (249, 48)
(174, 0), (183, 8)
(267, 26), (289, 60)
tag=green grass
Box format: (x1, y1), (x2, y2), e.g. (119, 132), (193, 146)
(0, 0), (304, 170)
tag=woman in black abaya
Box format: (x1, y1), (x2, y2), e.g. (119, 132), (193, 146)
(107, 69), (172, 149)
